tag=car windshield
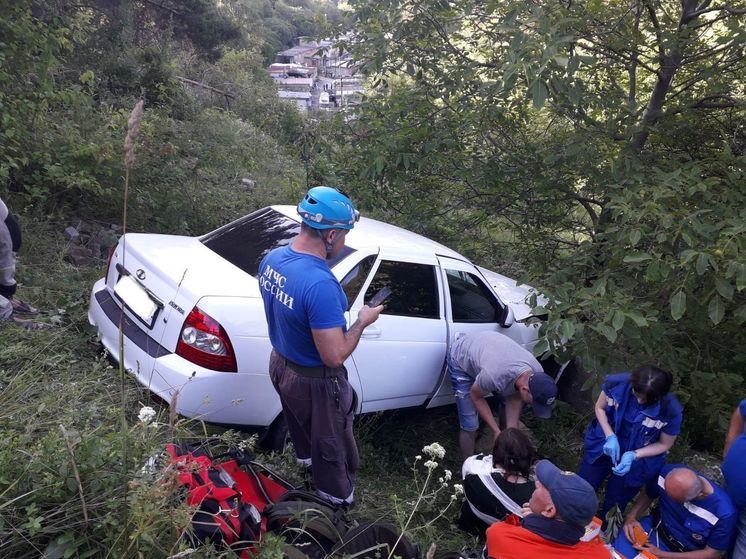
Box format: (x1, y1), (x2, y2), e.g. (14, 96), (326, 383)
(201, 207), (355, 277)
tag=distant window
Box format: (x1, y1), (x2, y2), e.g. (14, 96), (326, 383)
(340, 255), (376, 310)
(445, 269), (501, 323)
(201, 207), (354, 277)
(364, 261), (439, 319)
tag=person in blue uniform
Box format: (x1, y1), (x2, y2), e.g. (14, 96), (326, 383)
(578, 365), (683, 521)
(614, 464), (737, 558)
(722, 397), (746, 558)
(259, 186), (383, 506)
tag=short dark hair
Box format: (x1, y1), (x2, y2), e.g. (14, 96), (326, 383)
(492, 428), (535, 478)
(630, 365), (673, 406)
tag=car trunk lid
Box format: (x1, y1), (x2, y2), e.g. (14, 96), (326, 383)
(107, 233), (261, 352)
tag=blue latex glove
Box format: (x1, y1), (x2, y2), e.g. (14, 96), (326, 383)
(603, 434), (620, 464)
(612, 451), (637, 476)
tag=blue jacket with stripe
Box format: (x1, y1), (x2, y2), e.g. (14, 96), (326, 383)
(584, 372), (683, 486)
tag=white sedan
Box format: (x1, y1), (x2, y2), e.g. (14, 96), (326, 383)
(88, 206), (570, 444)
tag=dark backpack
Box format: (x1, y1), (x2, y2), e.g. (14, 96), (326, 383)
(332, 522), (421, 559)
(265, 489), (358, 559)
(166, 443), (293, 557)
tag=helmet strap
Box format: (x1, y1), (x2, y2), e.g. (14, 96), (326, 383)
(316, 228), (335, 258)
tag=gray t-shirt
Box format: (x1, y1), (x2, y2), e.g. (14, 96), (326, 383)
(450, 331), (543, 396)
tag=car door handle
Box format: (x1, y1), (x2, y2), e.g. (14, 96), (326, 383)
(361, 325), (381, 338)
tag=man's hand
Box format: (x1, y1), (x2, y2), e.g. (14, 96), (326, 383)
(357, 304), (383, 328)
(520, 502), (532, 517)
(636, 542), (664, 556)
(312, 304), (384, 368)
(623, 515), (643, 543)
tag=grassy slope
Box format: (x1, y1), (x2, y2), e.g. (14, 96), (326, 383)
(0, 218), (724, 558)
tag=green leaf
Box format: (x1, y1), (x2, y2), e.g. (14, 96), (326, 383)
(559, 320), (576, 339)
(611, 310), (625, 331)
(626, 311), (648, 327)
(532, 338), (550, 357)
(734, 304), (746, 325)
(623, 252), (652, 263)
(580, 374), (597, 392)
(715, 277), (734, 300)
(593, 323), (617, 343)
(554, 55), (569, 68)
(670, 291), (686, 321)
(696, 253), (710, 275)
(736, 263), (746, 291)
(629, 229), (642, 246)
(708, 295), (725, 325)
(531, 80), (548, 109)
(580, 375), (596, 392)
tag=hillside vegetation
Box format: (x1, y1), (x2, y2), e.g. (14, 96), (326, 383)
(1, 0), (744, 557)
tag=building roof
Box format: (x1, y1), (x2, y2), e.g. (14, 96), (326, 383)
(277, 45), (319, 57)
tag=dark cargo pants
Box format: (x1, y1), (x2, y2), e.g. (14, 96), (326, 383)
(269, 349), (359, 504)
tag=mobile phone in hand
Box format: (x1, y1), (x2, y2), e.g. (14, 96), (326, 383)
(368, 286), (392, 307)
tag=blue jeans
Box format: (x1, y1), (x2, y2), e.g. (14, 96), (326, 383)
(448, 356), (479, 432)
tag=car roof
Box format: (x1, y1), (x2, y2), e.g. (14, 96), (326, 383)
(272, 205), (466, 261)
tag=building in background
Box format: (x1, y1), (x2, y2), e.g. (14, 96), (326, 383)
(269, 37), (364, 113)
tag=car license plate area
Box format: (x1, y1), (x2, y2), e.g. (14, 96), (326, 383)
(113, 274), (160, 329)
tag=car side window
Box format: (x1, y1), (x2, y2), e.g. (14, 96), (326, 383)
(340, 255), (377, 310)
(364, 261), (439, 319)
(445, 269), (502, 322)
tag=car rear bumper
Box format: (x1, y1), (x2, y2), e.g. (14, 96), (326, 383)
(88, 278), (281, 427)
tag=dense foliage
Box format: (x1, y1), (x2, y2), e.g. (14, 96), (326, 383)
(0, 0), (345, 230)
(328, 0), (746, 446)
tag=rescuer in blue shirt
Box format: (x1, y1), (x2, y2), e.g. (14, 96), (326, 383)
(722, 397), (746, 558)
(578, 365), (683, 522)
(259, 187), (383, 506)
(614, 464), (737, 558)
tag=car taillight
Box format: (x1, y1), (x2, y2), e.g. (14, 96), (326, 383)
(175, 307), (237, 372)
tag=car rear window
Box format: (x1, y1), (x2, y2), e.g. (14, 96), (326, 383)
(201, 207), (354, 277)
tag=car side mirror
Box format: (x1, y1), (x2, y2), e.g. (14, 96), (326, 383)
(498, 305), (515, 328)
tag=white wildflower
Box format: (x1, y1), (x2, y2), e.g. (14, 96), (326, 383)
(414, 455), (422, 461)
(438, 477), (444, 483)
(450, 494), (458, 501)
(444, 469), (452, 481)
(424, 460), (438, 470)
(422, 442), (446, 460)
(453, 483), (464, 495)
(138, 406), (156, 424)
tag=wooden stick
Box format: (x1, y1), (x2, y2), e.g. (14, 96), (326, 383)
(60, 425), (89, 525)
(175, 76), (236, 99)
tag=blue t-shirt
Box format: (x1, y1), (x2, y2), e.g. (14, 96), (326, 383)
(722, 398), (746, 507)
(646, 464), (737, 551)
(258, 245), (347, 366)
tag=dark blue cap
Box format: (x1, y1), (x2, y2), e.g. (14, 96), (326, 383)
(536, 460), (597, 528)
(529, 372), (558, 418)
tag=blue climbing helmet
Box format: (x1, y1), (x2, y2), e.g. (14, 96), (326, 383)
(297, 186), (360, 230)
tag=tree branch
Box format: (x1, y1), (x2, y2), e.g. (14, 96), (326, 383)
(690, 3), (746, 18)
(644, 0), (666, 61)
(140, 0), (181, 16)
